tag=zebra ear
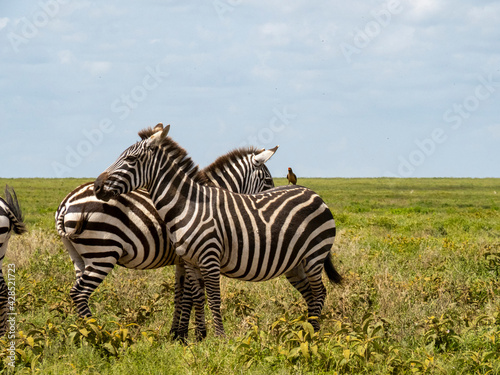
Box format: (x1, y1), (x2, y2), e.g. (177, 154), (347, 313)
(147, 124), (170, 148)
(161, 124), (170, 138)
(153, 123), (164, 132)
(253, 145), (279, 166)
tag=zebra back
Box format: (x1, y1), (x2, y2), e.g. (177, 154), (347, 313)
(57, 143), (277, 241)
(56, 133), (277, 257)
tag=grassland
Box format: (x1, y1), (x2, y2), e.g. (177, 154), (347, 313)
(0, 178), (499, 374)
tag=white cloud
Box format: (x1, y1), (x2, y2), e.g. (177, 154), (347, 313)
(467, 3), (500, 24)
(62, 32), (88, 43)
(258, 22), (290, 46)
(58, 50), (76, 64)
(372, 25), (416, 56)
(406, 0), (446, 21)
(0, 17), (9, 31)
(82, 61), (112, 76)
(487, 124), (500, 139)
(252, 51), (276, 79)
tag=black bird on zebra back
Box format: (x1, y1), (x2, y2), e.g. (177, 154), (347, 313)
(287, 167), (297, 185)
(56, 124), (278, 341)
(94, 124), (342, 337)
(0, 186), (27, 336)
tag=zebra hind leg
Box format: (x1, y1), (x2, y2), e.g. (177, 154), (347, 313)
(64, 239), (121, 318)
(70, 260), (117, 318)
(285, 265), (316, 327)
(304, 261), (328, 331)
(285, 263), (326, 332)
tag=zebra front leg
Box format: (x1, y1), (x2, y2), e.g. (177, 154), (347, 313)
(176, 267), (207, 342)
(189, 268), (207, 341)
(197, 258), (225, 337)
(170, 263), (186, 339)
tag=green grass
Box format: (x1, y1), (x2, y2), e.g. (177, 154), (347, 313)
(1, 178), (499, 374)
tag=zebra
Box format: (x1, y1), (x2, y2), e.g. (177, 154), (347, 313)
(94, 125), (341, 337)
(0, 186), (27, 336)
(56, 124), (278, 340)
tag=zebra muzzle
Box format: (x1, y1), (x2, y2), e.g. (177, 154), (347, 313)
(94, 172), (114, 201)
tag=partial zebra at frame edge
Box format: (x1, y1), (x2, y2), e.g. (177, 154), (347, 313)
(0, 185), (27, 336)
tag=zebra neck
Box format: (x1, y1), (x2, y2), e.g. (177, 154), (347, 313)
(204, 169), (244, 193)
(148, 151), (207, 232)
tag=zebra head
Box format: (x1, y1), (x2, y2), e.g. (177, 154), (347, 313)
(238, 147), (277, 193)
(94, 124), (171, 201)
(249, 146), (278, 191)
(201, 146), (278, 194)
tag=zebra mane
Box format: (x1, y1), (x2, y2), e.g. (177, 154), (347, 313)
(136, 127), (261, 185)
(139, 128), (206, 185)
(201, 147), (261, 175)
(133, 125), (206, 184)
(138, 126), (160, 140)
(3, 185), (28, 235)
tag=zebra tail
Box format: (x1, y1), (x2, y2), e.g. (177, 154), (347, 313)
(56, 206), (90, 240)
(324, 253), (342, 285)
(4, 185), (27, 235)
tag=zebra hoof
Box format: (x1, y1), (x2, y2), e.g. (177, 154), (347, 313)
(173, 330), (189, 345)
(169, 329), (179, 340)
(307, 314), (321, 332)
(195, 329), (207, 341)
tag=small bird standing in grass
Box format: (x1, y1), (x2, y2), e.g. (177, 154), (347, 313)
(287, 167), (297, 185)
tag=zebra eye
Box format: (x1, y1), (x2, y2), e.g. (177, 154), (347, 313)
(125, 155), (137, 164)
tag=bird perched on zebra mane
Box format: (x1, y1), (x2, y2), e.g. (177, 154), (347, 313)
(287, 167), (297, 185)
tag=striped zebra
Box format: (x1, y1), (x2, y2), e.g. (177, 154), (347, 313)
(56, 124), (277, 339)
(94, 125), (341, 337)
(0, 186), (27, 336)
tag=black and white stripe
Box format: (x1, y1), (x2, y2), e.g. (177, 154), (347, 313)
(56, 125), (277, 339)
(0, 186), (27, 336)
(94, 125), (341, 337)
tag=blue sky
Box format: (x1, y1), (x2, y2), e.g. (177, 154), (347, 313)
(1, 0), (499, 178)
